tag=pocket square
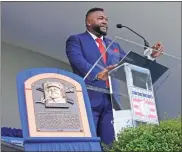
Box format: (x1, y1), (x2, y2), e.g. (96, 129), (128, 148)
(113, 48), (119, 53)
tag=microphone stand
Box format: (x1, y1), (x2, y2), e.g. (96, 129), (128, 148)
(117, 24), (150, 50)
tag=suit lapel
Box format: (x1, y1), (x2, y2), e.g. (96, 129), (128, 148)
(84, 31), (105, 65)
(103, 37), (112, 65)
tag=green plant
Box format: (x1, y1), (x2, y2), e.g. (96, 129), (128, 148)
(104, 117), (182, 152)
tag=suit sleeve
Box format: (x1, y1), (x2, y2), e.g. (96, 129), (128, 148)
(66, 35), (101, 81)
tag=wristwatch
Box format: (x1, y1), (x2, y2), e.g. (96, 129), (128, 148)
(94, 74), (100, 81)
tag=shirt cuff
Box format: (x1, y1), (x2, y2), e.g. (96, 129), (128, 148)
(144, 48), (155, 61)
(147, 55), (155, 61)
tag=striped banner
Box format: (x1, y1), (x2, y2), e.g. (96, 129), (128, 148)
(131, 97), (158, 122)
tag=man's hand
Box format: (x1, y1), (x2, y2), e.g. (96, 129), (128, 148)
(150, 42), (164, 58)
(97, 64), (118, 81)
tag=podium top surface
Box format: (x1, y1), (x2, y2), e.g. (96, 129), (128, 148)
(118, 51), (169, 84)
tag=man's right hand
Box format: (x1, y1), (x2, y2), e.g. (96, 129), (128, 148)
(97, 64), (118, 81)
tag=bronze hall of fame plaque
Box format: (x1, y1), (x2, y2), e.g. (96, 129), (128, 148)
(24, 73), (91, 137)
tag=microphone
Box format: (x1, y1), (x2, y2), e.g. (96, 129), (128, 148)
(116, 24), (150, 50)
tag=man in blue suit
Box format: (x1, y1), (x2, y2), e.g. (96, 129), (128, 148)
(66, 8), (163, 146)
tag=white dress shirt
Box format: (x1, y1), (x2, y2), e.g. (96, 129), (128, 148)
(87, 30), (104, 47)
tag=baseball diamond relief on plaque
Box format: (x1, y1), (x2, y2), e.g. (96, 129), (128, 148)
(24, 73), (91, 137)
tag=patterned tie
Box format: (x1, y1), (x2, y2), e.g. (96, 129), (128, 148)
(96, 38), (109, 87)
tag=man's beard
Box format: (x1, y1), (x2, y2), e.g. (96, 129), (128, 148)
(92, 24), (107, 36)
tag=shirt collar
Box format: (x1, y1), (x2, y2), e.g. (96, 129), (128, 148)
(87, 30), (103, 41)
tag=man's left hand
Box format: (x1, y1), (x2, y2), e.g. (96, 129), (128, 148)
(150, 42), (164, 58)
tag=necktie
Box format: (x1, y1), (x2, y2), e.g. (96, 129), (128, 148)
(95, 38), (107, 64)
(95, 38), (109, 87)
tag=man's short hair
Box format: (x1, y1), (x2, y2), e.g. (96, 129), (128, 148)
(85, 7), (104, 21)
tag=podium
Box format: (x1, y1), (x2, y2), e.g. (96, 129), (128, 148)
(84, 36), (180, 139)
(108, 51), (169, 137)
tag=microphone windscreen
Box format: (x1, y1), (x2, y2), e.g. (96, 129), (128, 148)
(116, 24), (123, 28)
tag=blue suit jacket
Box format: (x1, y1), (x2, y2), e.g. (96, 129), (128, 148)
(66, 31), (126, 90)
